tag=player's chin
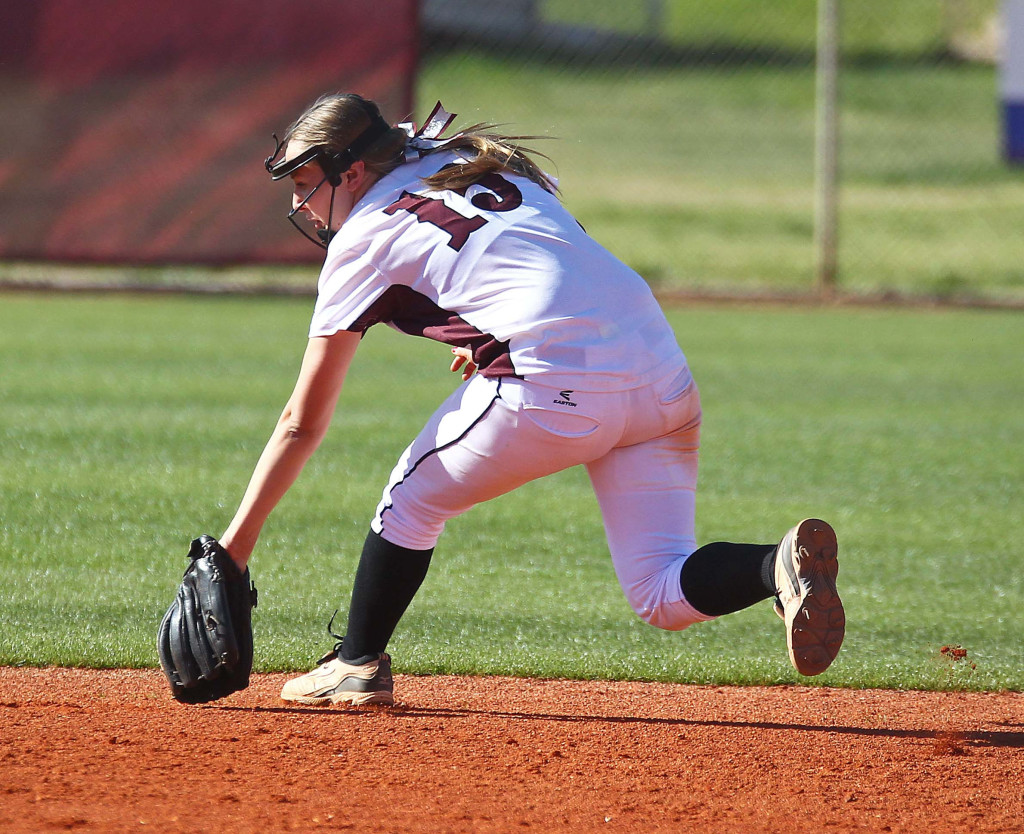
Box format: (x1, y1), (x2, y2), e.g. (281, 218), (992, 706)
(300, 211), (324, 230)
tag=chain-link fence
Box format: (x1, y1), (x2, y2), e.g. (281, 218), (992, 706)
(2, 0), (1020, 304)
(419, 0), (1022, 304)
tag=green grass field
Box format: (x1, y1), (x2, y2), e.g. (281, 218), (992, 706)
(1, 294), (1020, 691)
(542, 0), (996, 56)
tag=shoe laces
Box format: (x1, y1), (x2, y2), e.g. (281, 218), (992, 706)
(313, 609), (347, 665)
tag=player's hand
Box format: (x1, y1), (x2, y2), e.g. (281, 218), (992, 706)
(450, 347), (477, 380)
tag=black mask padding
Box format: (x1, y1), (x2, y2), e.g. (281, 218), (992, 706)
(265, 116), (392, 184)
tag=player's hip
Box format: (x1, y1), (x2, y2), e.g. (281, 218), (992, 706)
(498, 363), (700, 451)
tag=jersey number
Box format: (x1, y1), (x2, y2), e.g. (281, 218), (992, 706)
(383, 170), (523, 251)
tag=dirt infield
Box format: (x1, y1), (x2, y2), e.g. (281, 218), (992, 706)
(1, 668), (1022, 833)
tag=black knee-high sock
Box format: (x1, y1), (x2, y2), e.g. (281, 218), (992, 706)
(678, 541), (778, 617)
(340, 530), (433, 663)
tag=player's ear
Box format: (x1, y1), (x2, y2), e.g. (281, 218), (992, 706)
(343, 160), (368, 191)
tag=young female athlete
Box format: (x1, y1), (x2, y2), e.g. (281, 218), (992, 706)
(219, 93), (845, 705)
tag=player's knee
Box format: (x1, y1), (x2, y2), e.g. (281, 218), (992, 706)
(633, 600), (703, 631)
(371, 512), (444, 552)
(624, 575), (714, 631)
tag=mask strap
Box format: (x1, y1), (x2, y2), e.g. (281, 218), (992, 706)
(286, 172), (335, 250)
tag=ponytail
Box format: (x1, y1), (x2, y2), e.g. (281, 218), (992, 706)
(420, 126), (559, 196)
(284, 95), (558, 196)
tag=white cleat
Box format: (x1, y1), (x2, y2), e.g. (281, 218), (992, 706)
(773, 519), (845, 676)
(281, 650), (394, 706)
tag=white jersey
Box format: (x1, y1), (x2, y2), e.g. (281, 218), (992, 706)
(310, 151), (687, 392)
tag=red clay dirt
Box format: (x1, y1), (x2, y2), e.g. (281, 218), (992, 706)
(1, 667), (1022, 833)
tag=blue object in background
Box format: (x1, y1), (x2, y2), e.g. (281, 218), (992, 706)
(1003, 0), (1024, 162)
(1005, 102), (1024, 161)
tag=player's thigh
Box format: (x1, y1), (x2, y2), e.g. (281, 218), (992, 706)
(374, 378), (620, 547)
(587, 422), (700, 559)
(585, 416), (701, 625)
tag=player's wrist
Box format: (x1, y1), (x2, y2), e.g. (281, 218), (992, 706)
(219, 529), (255, 569)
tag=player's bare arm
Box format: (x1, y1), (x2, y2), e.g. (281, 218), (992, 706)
(220, 329), (361, 568)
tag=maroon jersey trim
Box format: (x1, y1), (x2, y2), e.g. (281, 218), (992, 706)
(347, 284), (518, 379)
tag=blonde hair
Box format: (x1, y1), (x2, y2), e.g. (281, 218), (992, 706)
(421, 126), (558, 195)
(284, 93), (408, 179)
(285, 93), (557, 195)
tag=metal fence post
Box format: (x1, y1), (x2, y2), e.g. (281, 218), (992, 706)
(815, 0), (841, 296)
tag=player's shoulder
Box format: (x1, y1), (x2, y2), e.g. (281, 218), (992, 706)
(391, 149), (464, 189)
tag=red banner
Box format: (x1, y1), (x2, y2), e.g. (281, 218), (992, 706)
(0, 0), (418, 263)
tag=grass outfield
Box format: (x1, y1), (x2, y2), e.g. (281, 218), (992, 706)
(541, 0), (992, 56)
(0, 294), (1020, 691)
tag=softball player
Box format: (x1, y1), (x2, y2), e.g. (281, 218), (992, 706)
(219, 94), (844, 705)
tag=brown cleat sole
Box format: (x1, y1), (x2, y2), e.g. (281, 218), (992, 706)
(776, 518), (845, 676)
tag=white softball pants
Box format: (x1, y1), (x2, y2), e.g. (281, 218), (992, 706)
(370, 364), (712, 631)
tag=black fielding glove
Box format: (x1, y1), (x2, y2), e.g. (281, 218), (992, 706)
(157, 535), (257, 703)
